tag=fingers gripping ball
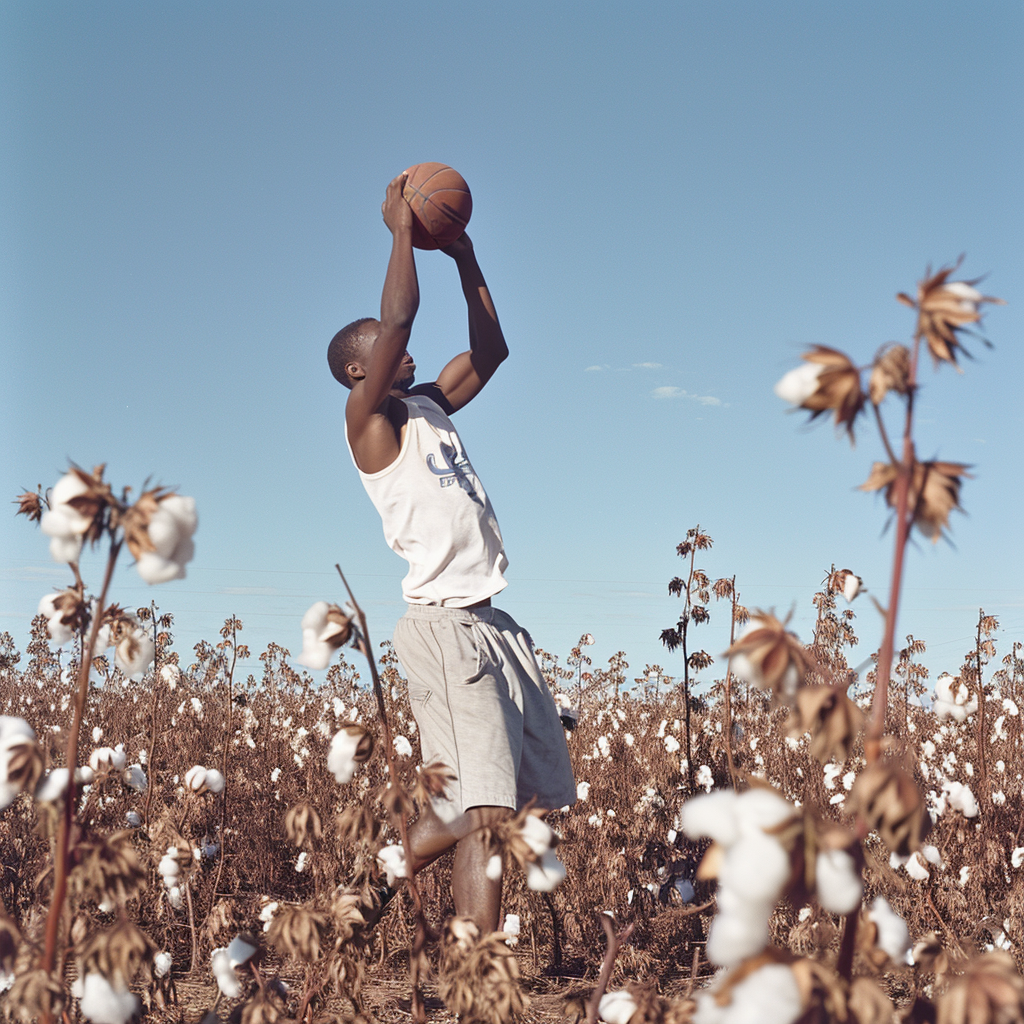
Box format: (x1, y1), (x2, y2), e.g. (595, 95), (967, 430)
(401, 162), (472, 250)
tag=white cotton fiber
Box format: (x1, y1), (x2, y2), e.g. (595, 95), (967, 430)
(680, 790), (740, 846)
(719, 833), (790, 906)
(815, 849), (862, 914)
(868, 897), (911, 962)
(694, 963), (803, 1024)
(705, 906), (771, 968)
(526, 849), (567, 892)
(598, 990), (638, 1024)
(734, 789), (794, 837)
(79, 973), (140, 1024)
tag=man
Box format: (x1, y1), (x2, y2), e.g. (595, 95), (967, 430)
(328, 173), (575, 932)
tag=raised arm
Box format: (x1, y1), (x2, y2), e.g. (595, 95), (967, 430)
(434, 234), (509, 412)
(346, 174), (419, 467)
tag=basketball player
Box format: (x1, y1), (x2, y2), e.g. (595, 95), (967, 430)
(328, 173), (575, 932)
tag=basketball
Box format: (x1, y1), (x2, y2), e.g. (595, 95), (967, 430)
(401, 163), (472, 250)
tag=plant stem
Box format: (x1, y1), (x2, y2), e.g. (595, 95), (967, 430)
(39, 539), (121, 1002)
(723, 579), (738, 789)
(211, 620), (238, 899)
(866, 334), (921, 760)
(585, 914), (634, 1024)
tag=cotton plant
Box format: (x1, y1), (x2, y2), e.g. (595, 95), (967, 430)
(933, 673), (978, 722)
(296, 600), (360, 670)
(0, 716), (43, 812)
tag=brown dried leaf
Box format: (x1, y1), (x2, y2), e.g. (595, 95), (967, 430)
(914, 262), (1004, 368)
(725, 611), (814, 705)
(848, 975), (896, 1024)
(790, 685), (865, 763)
(860, 460), (971, 543)
(936, 951), (1024, 1024)
(799, 345), (866, 441)
(266, 905), (327, 963)
(846, 762), (930, 856)
(69, 829), (147, 907)
(78, 919), (154, 986)
(284, 802), (322, 849)
(870, 344), (912, 405)
(14, 491), (43, 523)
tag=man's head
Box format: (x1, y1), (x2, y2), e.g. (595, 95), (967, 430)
(328, 318), (416, 392)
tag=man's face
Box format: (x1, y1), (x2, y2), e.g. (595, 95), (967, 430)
(354, 325), (415, 391)
(393, 351), (416, 391)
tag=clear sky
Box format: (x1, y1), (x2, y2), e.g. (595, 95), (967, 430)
(3, 1), (1022, 691)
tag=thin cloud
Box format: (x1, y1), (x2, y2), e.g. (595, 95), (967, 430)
(633, 362), (662, 369)
(652, 386), (723, 406)
(585, 364), (608, 372)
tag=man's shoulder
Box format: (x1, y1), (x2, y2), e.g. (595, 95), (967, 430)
(405, 382), (456, 417)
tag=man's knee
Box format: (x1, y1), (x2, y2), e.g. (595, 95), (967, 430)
(463, 804), (511, 835)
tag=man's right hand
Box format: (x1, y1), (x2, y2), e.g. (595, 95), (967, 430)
(382, 173), (413, 237)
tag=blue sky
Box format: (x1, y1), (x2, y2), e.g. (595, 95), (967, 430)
(3, 2), (1021, 691)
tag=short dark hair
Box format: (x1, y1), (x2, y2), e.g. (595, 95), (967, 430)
(327, 317), (378, 388)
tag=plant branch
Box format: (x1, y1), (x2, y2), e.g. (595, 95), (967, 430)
(584, 914), (635, 1024)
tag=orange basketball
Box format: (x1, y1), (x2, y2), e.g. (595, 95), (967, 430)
(401, 162), (472, 250)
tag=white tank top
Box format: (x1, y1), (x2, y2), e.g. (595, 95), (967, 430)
(346, 392), (509, 606)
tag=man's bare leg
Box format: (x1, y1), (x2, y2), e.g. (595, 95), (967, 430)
(452, 806), (508, 932)
(405, 804), (510, 932)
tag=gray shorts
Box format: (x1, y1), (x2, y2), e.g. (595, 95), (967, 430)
(393, 604), (577, 814)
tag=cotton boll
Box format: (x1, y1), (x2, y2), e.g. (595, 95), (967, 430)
(815, 849), (862, 914)
(922, 845), (943, 866)
(203, 768), (225, 794)
(944, 780), (979, 818)
(775, 361), (826, 405)
(719, 833), (790, 906)
(501, 913), (520, 947)
(135, 496), (198, 584)
(89, 747), (123, 773)
(327, 728), (363, 784)
(519, 814), (556, 856)
(35, 768), (70, 803)
(184, 766), (208, 791)
(485, 855), (503, 882)
(125, 810), (142, 828)
(868, 897), (911, 963)
(734, 789), (795, 837)
(904, 852), (930, 882)
(377, 844), (408, 886)
(167, 886), (183, 910)
(680, 790), (740, 846)
(114, 631), (155, 680)
(526, 849), (567, 892)
(715, 963), (803, 1024)
(705, 906), (772, 968)
(598, 990), (638, 1024)
(78, 972), (140, 1024)
(48, 533), (84, 564)
(37, 594), (75, 645)
(153, 951), (172, 978)
(393, 735), (413, 758)
(211, 948), (240, 999)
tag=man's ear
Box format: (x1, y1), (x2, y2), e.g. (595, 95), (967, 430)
(346, 360), (365, 384)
